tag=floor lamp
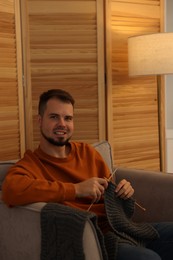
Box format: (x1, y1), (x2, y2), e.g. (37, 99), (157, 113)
(127, 32), (173, 171)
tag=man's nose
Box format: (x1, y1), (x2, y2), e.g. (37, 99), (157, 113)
(57, 117), (66, 126)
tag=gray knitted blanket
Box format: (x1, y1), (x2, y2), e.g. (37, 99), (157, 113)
(40, 182), (159, 260)
(40, 203), (108, 260)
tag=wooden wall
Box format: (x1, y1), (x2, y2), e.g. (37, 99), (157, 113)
(22, 0), (106, 150)
(106, 0), (164, 170)
(0, 0), (24, 161)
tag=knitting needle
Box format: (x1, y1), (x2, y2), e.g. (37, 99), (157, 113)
(104, 176), (146, 212)
(134, 202), (146, 211)
(87, 201), (95, 212)
(87, 168), (146, 212)
(87, 169), (117, 212)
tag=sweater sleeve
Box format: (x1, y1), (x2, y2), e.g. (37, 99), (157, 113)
(2, 160), (76, 207)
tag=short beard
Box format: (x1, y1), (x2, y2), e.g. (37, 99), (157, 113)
(41, 129), (71, 147)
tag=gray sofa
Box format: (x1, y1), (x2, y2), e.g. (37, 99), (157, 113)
(0, 141), (173, 260)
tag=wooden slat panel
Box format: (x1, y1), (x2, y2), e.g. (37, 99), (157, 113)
(107, 0), (162, 170)
(28, 1), (96, 14)
(0, 0), (21, 160)
(26, 0), (105, 149)
(111, 2), (160, 19)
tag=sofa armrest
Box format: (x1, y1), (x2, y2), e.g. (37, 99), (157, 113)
(0, 201), (45, 260)
(0, 199), (103, 260)
(116, 168), (173, 223)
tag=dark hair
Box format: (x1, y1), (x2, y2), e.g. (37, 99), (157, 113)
(38, 89), (75, 116)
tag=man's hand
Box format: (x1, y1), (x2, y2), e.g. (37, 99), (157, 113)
(115, 179), (134, 199)
(74, 177), (108, 203)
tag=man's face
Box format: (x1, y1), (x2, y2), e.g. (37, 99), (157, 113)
(38, 98), (74, 146)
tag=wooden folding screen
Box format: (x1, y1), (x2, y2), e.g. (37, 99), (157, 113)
(106, 0), (164, 170)
(0, 0), (165, 171)
(22, 0), (106, 150)
(0, 0), (24, 160)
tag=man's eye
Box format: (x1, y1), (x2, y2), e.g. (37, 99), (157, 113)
(50, 115), (58, 119)
(65, 116), (73, 121)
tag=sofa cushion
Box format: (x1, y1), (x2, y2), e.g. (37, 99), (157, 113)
(0, 162), (15, 189)
(93, 141), (113, 172)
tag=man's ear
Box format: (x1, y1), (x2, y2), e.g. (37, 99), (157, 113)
(38, 114), (42, 126)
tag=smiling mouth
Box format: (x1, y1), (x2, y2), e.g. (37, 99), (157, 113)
(54, 131), (66, 136)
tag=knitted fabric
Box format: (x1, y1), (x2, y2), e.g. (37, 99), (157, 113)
(40, 203), (108, 260)
(40, 182), (159, 260)
(104, 182), (159, 247)
(104, 231), (119, 260)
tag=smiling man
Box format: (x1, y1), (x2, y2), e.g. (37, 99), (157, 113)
(2, 89), (173, 260)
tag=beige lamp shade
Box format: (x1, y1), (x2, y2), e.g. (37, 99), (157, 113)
(128, 33), (173, 76)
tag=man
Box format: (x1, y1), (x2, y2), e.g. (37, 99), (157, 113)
(2, 89), (173, 260)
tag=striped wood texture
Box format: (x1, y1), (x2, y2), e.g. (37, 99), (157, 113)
(23, 0), (106, 150)
(0, 0), (24, 160)
(106, 0), (164, 170)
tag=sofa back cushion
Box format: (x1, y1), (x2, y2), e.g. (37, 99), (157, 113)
(0, 162), (15, 189)
(93, 141), (113, 172)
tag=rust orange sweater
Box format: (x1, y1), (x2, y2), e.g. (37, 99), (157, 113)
(2, 142), (111, 218)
